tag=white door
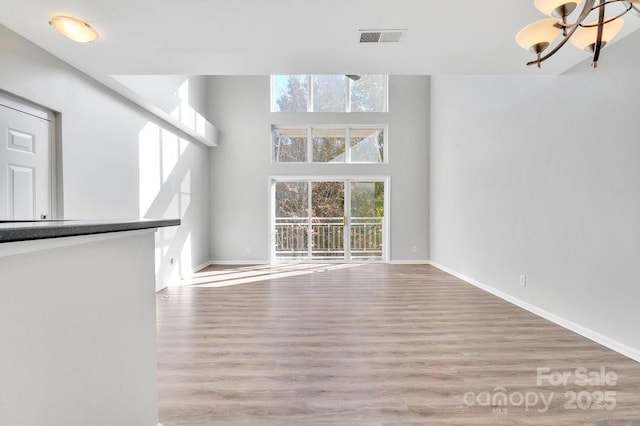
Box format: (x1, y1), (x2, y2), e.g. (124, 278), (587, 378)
(0, 99), (52, 220)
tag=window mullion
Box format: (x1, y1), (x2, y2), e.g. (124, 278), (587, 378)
(308, 75), (313, 112)
(307, 181), (313, 259)
(345, 128), (351, 163)
(346, 78), (351, 113)
(307, 127), (313, 163)
(344, 179), (351, 261)
(384, 75), (389, 112)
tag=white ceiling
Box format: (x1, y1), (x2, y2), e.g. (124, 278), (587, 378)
(2, 0), (640, 79)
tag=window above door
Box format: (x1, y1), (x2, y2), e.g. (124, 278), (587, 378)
(272, 125), (387, 164)
(271, 75), (388, 113)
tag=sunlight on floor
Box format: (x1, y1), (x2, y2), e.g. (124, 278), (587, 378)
(181, 263), (363, 288)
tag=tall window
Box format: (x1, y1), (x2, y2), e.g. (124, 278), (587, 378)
(271, 75), (388, 113)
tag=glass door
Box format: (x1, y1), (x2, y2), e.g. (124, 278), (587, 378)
(273, 181), (309, 259)
(273, 178), (386, 262)
(311, 181), (344, 259)
(349, 181), (385, 261)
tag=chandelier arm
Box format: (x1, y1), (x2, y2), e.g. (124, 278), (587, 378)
(592, 0), (606, 66)
(628, 2), (640, 16)
(581, 4), (632, 27)
(591, 0), (630, 9)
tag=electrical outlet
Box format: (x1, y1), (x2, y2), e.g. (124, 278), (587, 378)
(520, 275), (527, 287)
(412, 245), (418, 253)
(246, 246), (252, 254)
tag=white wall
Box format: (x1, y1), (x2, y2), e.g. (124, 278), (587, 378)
(0, 24), (211, 289)
(206, 75), (430, 262)
(430, 32), (640, 358)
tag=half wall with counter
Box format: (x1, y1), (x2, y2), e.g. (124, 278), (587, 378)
(0, 219), (179, 426)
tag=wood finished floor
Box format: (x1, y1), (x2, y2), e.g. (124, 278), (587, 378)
(157, 264), (640, 425)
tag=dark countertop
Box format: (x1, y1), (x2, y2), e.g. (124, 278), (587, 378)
(0, 219), (180, 243)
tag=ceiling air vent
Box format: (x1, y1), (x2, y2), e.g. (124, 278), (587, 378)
(359, 29), (407, 44)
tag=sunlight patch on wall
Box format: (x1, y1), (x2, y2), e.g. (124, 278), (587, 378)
(111, 75), (217, 146)
(139, 118), (194, 289)
(181, 170), (191, 216)
(139, 122), (161, 218)
(171, 80), (216, 141)
(161, 129), (179, 183)
(139, 123), (189, 218)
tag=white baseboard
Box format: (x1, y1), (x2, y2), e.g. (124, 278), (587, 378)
(192, 260), (214, 273)
(206, 260), (270, 266)
(428, 261), (640, 363)
(196, 260), (430, 267)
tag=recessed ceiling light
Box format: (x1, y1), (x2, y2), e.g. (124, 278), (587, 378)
(49, 15), (98, 43)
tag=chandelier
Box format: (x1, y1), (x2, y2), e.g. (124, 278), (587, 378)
(516, 0), (640, 68)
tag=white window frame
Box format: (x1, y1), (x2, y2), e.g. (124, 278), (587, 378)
(272, 124), (388, 164)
